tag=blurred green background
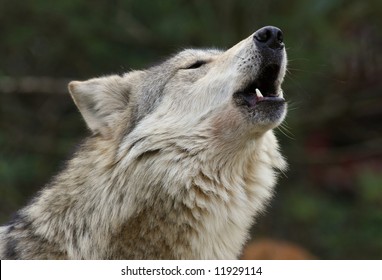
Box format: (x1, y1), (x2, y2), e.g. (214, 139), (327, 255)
(1, 0), (382, 259)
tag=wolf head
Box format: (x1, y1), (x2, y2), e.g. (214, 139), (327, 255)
(68, 26), (287, 144)
(1, 27), (288, 260)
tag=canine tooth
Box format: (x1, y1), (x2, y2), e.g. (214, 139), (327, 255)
(255, 88), (263, 98)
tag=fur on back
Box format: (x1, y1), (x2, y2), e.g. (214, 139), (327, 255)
(0, 28), (287, 259)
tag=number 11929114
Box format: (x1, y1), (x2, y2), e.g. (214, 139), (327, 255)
(214, 266), (262, 276)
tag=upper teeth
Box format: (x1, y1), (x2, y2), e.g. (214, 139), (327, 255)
(255, 88), (263, 98)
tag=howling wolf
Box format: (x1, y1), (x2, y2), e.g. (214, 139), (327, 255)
(0, 26), (287, 259)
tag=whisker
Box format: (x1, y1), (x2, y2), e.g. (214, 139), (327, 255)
(234, 54), (245, 60)
(277, 125), (295, 140)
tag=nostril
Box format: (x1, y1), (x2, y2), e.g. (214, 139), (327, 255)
(277, 30), (283, 44)
(253, 26), (284, 50)
(254, 28), (271, 43)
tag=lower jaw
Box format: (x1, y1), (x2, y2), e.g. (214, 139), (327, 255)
(249, 101), (287, 129)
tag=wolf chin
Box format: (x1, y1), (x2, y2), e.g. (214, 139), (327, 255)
(0, 26), (288, 259)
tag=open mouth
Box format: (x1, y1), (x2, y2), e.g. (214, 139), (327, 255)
(237, 64), (285, 107)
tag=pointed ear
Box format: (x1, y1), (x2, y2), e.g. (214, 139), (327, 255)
(68, 73), (139, 135)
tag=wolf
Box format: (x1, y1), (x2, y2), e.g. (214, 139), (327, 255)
(0, 26), (287, 259)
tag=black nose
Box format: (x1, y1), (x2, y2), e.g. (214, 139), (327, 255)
(253, 26), (284, 50)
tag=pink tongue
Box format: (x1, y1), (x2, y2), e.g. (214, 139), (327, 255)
(256, 95), (265, 102)
(244, 93), (284, 106)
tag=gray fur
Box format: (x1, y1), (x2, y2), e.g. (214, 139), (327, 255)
(0, 29), (287, 259)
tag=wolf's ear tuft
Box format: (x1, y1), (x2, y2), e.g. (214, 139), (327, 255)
(68, 74), (136, 136)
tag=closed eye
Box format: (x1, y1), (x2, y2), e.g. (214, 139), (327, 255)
(185, 60), (206, 69)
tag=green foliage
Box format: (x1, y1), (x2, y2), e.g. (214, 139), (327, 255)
(358, 170), (382, 205)
(256, 169), (382, 259)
